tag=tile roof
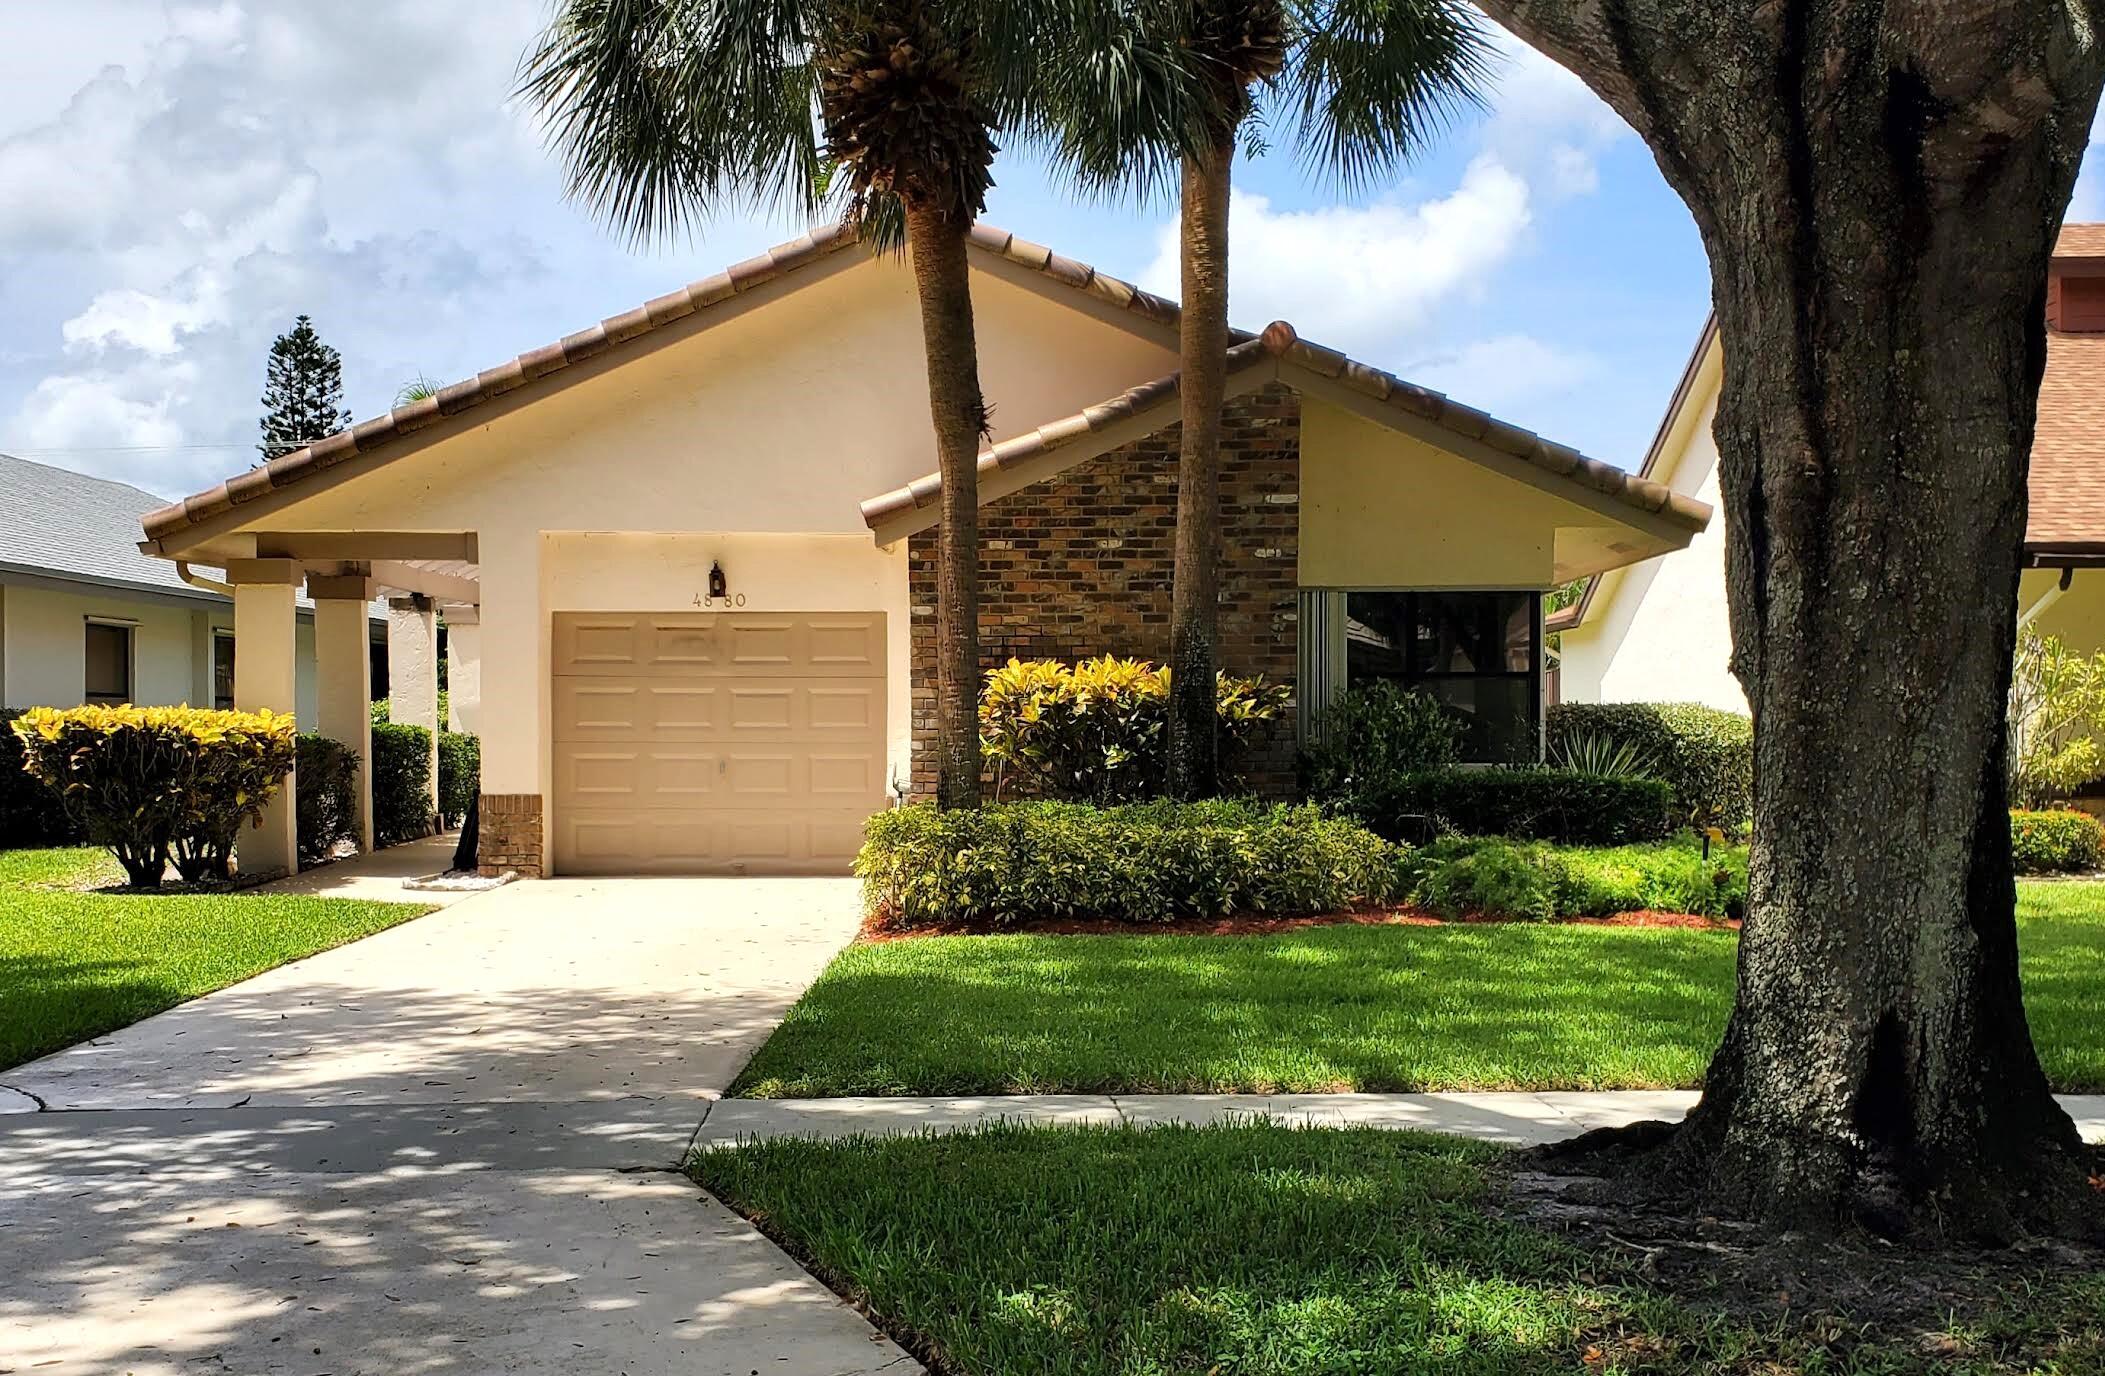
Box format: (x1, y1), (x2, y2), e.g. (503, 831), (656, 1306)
(141, 222), (1186, 546)
(863, 322), (1709, 538)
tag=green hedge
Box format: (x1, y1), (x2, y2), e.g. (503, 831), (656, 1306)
(0, 707), (82, 849)
(438, 732), (479, 829)
(1350, 768), (1675, 846)
(1402, 835), (1748, 921)
(2011, 809), (2104, 874)
(1546, 702), (1752, 830)
(372, 722), (434, 848)
(859, 800), (1397, 930)
(295, 734), (360, 867)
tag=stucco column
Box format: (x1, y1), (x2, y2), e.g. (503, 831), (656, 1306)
(227, 558), (300, 876)
(311, 575), (376, 853)
(472, 529), (546, 877)
(443, 605), (481, 735)
(387, 595), (441, 829)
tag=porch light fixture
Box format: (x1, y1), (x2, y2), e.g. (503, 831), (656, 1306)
(709, 561), (728, 600)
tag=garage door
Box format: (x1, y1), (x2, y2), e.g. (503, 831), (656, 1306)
(551, 611), (887, 875)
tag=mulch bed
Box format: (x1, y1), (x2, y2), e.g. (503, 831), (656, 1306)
(861, 906), (1740, 942)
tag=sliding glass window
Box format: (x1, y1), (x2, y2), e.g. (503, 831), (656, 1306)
(1339, 591), (1541, 763)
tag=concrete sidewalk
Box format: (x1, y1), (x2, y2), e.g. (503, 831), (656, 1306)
(695, 1090), (2105, 1150)
(0, 876), (913, 1376)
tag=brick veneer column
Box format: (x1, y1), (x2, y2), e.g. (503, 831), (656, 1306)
(478, 793), (544, 877)
(909, 382), (1303, 798)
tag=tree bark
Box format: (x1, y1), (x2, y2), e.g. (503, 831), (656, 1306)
(1168, 132), (1237, 800)
(1478, 0), (2105, 1240)
(904, 199), (987, 809)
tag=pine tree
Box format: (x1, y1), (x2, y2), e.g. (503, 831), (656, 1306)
(257, 315), (352, 460)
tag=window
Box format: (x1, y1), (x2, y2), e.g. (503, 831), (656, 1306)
(84, 621), (133, 705)
(213, 632), (236, 710)
(1337, 590), (1541, 762)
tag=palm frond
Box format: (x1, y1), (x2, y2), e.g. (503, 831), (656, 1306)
(1274, 0), (1496, 195)
(516, 0), (829, 244)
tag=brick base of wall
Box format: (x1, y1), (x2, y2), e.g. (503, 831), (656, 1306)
(478, 793), (545, 878)
(909, 383), (1303, 799)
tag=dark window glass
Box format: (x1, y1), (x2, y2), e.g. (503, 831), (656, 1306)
(213, 634), (236, 710)
(84, 623), (132, 704)
(1342, 591), (1539, 762)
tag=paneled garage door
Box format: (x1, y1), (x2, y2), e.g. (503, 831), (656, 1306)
(551, 611), (887, 875)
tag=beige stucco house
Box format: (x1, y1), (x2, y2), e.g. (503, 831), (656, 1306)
(139, 223), (1709, 879)
(1557, 225), (2105, 713)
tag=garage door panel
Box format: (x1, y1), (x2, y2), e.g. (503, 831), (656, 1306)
(555, 809), (874, 876)
(551, 610), (887, 875)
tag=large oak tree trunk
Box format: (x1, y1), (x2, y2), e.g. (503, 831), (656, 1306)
(904, 200), (987, 810)
(1478, 0), (2105, 1239)
(1168, 133), (1237, 800)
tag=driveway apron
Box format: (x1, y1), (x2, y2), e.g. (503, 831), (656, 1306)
(0, 876), (916, 1376)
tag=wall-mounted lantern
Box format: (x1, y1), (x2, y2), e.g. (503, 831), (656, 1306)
(709, 560), (728, 600)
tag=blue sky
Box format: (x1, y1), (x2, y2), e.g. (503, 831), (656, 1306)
(0, 4), (2084, 500)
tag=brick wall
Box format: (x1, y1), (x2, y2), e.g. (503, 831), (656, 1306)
(477, 792), (544, 878)
(909, 382), (1302, 798)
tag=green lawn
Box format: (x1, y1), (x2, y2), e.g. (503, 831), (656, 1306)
(732, 883), (2105, 1097)
(696, 1122), (2105, 1376)
(0, 847), (433, 1071)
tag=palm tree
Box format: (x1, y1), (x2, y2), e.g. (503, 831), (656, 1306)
(520, 0), (1051, 810)
(1045, 0), (1492, 797)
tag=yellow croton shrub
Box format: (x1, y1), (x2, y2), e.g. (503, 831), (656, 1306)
(10, 705), (298, 888)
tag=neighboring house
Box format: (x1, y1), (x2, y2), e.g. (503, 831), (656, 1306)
(1557, 224), (2105, 712)
(0, 452), (384, 721)
(137, 223), (1710, 879)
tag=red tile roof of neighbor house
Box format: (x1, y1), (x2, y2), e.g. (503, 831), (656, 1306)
(142, 221), (1700, 546)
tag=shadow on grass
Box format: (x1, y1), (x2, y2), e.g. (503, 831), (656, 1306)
(0, 953), (184, 1072)
(696, 1121), (2105, 1376)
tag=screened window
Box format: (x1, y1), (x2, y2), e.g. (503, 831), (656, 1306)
(84, 622), (133, 705)
(1341, 591), (1540, 762)
(213, 633), (236, 710)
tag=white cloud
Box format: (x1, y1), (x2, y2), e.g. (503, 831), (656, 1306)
(1140, 157), (1532, 358)
(1410, 333), (1600, 413)
(0, 1), (790, 495)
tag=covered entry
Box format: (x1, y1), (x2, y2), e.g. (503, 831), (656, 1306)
(550, 611), (887, 875)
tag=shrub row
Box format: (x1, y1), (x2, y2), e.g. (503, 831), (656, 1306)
(1546, 701), (1752, 830)
(296, 733), (361, 865)
(979, 657), (1288, 804)
(859, 800), (1396, 930)
(11, 706), (297, 887)
(373, 722), (436, 848)
(1401, 835), (1748, 922)
(0, 707), (83, 849)
(438, 732), (480, 829)
(2011, 809), (2104, 874)
(1347, 768), (1675, 846)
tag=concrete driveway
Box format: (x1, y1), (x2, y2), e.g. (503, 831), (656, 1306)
(0, 876), (917, 1376)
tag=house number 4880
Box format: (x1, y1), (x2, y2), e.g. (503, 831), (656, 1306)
(692, 593), (747, 608)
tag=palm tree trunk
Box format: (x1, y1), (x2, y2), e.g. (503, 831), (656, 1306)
(904, 200), (986, 809)
(1167, 131), (1236, 800)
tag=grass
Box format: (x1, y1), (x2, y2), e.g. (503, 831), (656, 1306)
(731, 882), (2105, 1097)
(695, 1122), (2105, 1375)
(0, 846), (433, 1071)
